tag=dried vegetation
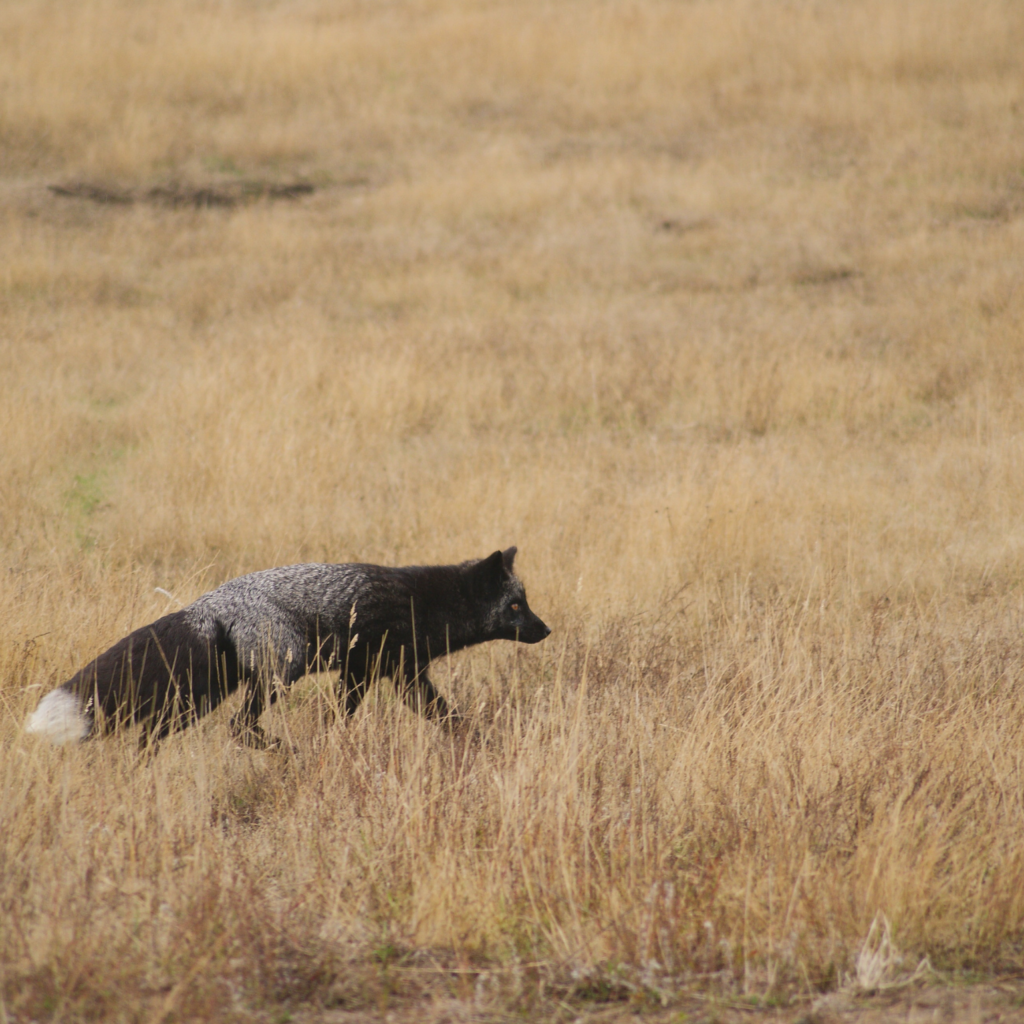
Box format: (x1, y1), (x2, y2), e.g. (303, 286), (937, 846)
(2, 0), (1024, 1019)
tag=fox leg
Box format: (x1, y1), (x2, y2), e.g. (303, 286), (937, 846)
(230, 676), (270, 746)
(337, 645), (384, 717)
(138, 705), (190, 755)
(230, 642), (304, 747)
(339, 672), (370, 717)
(400, 667), (459, 724)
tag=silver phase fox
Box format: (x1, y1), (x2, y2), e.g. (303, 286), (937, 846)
(26, 547), (550, 748)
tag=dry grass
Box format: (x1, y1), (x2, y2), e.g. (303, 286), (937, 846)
(2, 0), (1024, 1019)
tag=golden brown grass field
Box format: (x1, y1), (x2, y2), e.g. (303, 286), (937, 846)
(3, 0), (1024, 1020)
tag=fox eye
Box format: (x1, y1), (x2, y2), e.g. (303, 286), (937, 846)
(510, 603), (520, 612)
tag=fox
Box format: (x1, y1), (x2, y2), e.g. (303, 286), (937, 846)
(25, 547), (549, 748)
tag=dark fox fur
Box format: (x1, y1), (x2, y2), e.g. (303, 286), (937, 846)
(26, 547), (549, 748)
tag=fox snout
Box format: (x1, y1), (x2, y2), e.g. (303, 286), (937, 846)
(518, 614), (551, 644)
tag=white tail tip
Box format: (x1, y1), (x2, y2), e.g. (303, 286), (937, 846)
(25, 689), (92, 745)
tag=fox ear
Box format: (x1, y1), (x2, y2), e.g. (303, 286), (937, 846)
(472, 550), (506, 594)
(502, 546), (518, 571)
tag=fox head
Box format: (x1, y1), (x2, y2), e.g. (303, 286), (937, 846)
(469, 547), (551, 644)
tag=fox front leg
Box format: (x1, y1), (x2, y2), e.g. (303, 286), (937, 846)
(400, 667), (460, 725)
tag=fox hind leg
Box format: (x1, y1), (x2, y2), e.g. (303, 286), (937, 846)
(338, 671), (371, 717)
(229, 642), (305, 748)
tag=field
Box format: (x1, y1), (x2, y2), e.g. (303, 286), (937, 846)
(2, 0), (1024, 1020)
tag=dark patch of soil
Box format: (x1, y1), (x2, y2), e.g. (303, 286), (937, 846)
(49, 180), (315, 208)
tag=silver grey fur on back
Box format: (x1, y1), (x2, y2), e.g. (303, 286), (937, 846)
(186, 563), (368, 673)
